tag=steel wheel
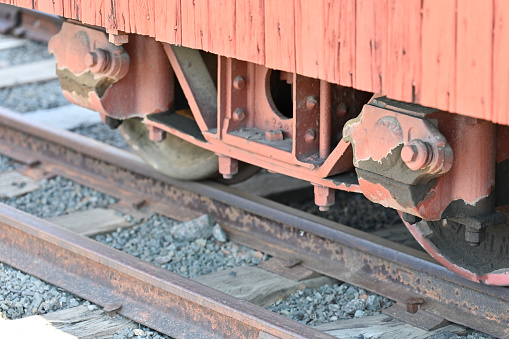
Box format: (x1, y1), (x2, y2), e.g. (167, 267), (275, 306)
(120, 118), (219, 180)
(119, 118), (260, 182)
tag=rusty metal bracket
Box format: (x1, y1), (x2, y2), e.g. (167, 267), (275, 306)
(49, 22), (173, 120)
(163, 44), (217, 133)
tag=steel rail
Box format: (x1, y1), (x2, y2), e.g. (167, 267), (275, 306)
(0, 3), (62, 42)
(0, 108), (507, 338)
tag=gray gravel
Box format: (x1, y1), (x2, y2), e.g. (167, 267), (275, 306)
(0, 176), (118, 219)
(267, 282), (393, 327)
(0, 80), (69, 113)
(0, 263), (84, 320)
(426, 333), (494, 339)
(290, 190), (402, 233)
(71, 122), (130, 150)
(94, 214), (268, 278)
(0, 41), (52, 66)
(0, 155), (21, 172)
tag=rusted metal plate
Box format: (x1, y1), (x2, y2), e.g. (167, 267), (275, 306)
(0, 109), (508, 337)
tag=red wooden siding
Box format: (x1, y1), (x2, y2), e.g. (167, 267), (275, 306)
(493, 0), (509, 125)
(3, 0), (509, 124)
(456, 1), (493, 121)
(421, 0), (456, 113)
(235, 0), (264, 65)
(264, 0), (295, 72)
(355, 0), (386, 94)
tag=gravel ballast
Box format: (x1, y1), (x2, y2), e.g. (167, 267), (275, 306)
(71, 123), (130, 150)
(0, 80), (69, 113)
(0, 41), (52, 66)
(94, 214), (268, 279)
(267, 282), (393, 327)
(1, 176), (118, 219)
(0, 155), (21, 172)
(0, 263), (83, 320)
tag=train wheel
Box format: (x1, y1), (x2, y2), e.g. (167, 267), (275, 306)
(119, 118), (260, 182)
(119, 118), (219, 180)
(400, 214), (509, 285)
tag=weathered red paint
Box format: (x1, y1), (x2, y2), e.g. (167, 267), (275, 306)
(3, 0), (509, 125)
(49, 22), (174, 119)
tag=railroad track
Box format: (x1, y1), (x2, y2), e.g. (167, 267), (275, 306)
(0, 9), (504, 338)
(0, 106), (505, 338)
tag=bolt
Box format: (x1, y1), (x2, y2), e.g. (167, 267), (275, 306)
(337, 102), (348, 118)
(218, 155), (238, 179)
(304, 129), (316, 143)
(265, 130), (284, 142)
(314, 185), (335, 211)
(405, 297), (424, 314)
(465, 226), (482, 246)
(401, 139), (432, 171)
(84, 49), (110, 73)
(148, 126), (166, 142)
(233, 76), (246, 90)
(103, 303), (122, 317)
(402, 212), (421, 225)
(232, 108), (245, 122)
(84, 52), (98, 67)
(306, 96), (318, 110)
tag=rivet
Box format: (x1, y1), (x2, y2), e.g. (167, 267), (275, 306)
(233, 76), (246, 90)
(337, 102), (348, 118)
(304, 129), (316, 143)
(306, 96), (318, 110)
(232, 108), (245, 122)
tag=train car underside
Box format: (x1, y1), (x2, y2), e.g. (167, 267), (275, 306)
(37, 21), (509, 286)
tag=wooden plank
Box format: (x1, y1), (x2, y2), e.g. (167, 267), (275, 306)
(181, 0), (211, 51)
(194, 266), (336, 307)
(235, 0), (264, 65)
(80, 0), (105, 28)
(46, 208), (130, 236)
(24, 105), (102, 130)
(338, 0), (356, 87)
(1, 305), (134, 338)
(0, 59), (56, 89)
(456, 0), (493, 120)
(385, 0), (422, 103)
(35, 0), (63, 15)
(295, 0), (324, 79)
(154, 0), (181, 45)
(493, 0), (509, 125)
(315, 313), (468, 339)
(127, 0), (155, 36)
(208, 0), (235, 57)
(0, 171), (41, 198)
(321, 0), (357, 86)
(70, 0), (80, 21)
(114, 0), (130, 32)
(264, 0), (295, 73)
(355, 0), (388, 93)
(421, 0), (456, 112)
